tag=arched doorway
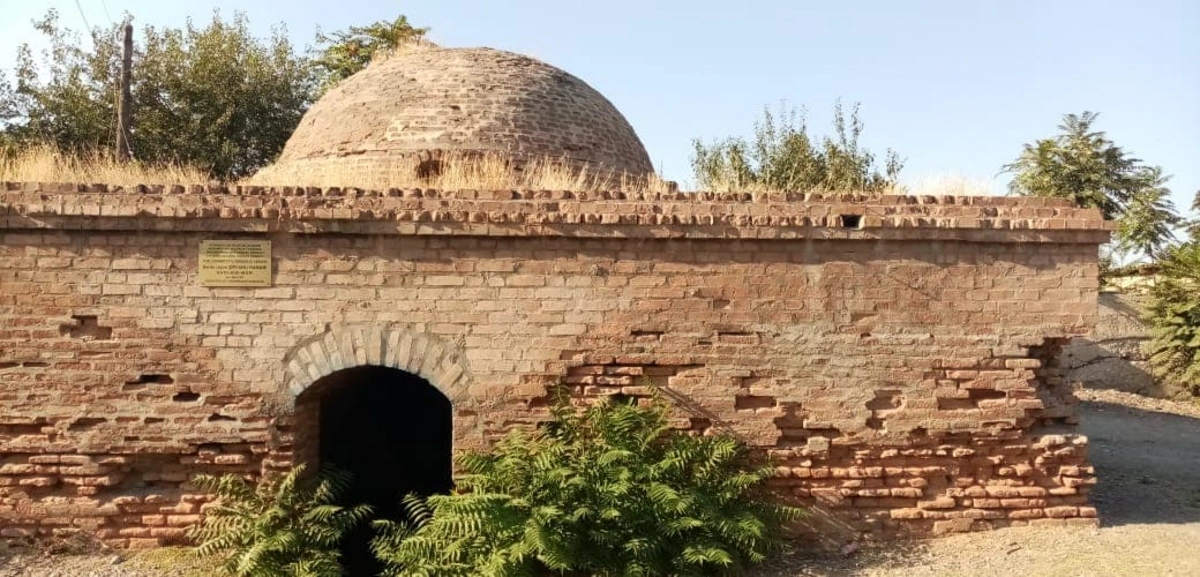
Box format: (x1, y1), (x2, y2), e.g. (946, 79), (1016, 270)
(297, 365), (453, 576)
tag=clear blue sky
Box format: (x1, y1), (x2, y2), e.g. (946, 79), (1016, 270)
(1, 1), (1196, 209)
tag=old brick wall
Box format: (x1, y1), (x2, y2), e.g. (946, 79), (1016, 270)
(1060, 291), (1167, 397)
(0, 184), (1109, 546)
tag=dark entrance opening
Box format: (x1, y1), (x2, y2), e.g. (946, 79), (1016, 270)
(307, 365), (453, 576)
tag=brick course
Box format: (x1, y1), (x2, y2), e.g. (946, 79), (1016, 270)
(252, 46), (655, 184)
(0, 183), (1109, 545)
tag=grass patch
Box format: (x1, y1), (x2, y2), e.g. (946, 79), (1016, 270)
(247, 150), (679, 194)
(4, 144), (1005, 197)
(125, 547), (224, 577)
(0, 144), (211, 186)
(902, 172), (996, 196)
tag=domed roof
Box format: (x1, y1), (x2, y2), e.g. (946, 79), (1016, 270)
(263, 46), (654, 183)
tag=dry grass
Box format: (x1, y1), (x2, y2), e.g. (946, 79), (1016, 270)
(2, 146), (1002, 198)
(687, 178), (900, 197)
(1, 145), (682, 193)
(124, 546), (223, 577)
(901, 173), (998, 196)
(0, 145), (210, 186)
(688, 172), (999, 198)
(247, 150), (679, 193)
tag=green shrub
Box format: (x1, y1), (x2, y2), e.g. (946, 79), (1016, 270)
(1145, 241), (1200, 396)
(188, 465), (372, 577)
(371, 394), (803, 576)
(691, 101), (903, 194)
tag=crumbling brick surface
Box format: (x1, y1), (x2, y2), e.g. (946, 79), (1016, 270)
(0, 184), (1109, 545)
(253, 47), (657, 183)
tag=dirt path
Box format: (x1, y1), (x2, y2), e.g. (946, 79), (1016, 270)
(2, 390), (1198, 576)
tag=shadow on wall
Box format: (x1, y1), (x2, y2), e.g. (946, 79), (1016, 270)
(1061, 292), (1171, 398)
(1079, 400), (1200, 526)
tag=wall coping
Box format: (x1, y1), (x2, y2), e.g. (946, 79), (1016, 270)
(0, 182), (1114, 243)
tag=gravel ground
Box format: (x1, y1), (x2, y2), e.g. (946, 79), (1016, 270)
(2, 389), (1197, 577)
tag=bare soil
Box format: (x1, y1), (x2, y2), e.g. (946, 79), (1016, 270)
(2, 389), (1197, 577)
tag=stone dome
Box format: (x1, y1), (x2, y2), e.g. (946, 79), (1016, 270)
(261, 46), (654, 183)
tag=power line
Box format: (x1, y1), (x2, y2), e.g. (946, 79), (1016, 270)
(74, 0), (133, 160)
(73, 0), (95, 37)
(99, 0), (114, 25)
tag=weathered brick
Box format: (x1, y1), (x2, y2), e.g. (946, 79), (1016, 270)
(0, 185), (1106, 547)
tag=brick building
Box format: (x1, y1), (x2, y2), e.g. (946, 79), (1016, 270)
(0, 46), (1111, 547)
(0, 185), (1108, 545)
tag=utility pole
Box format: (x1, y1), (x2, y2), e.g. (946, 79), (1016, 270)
(115, 20), (133, 162)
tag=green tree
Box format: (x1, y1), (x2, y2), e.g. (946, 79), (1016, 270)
(131, 13), (315, 178)
(1189, 189), (1200, 238)
(1, 10), (119, 152)
(691, 100), (903, 193)
(313, 15), (430, 92)
(1143, 240), (1200, 396)
(1001, 111), (1181, 262)
(0, 9), (315, 179)
(1114, 166), (1182, 260)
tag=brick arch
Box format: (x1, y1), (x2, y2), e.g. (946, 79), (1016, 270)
(283, 324), (471, 406)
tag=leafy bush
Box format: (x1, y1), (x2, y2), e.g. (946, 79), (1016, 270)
(1145, 241), (1200, 396)
(2, 9), (314, 179)
(691, 101), (903, 193)
(371, 394), (803, 576)
(188, 465), (372, 577)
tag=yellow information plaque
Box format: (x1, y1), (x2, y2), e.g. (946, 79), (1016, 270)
(198, 240), (272, 287)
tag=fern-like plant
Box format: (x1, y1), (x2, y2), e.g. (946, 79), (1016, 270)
(188, 465), (373, 577)
(372, 393), (804, 576)
(1144, 240), (1200, 395)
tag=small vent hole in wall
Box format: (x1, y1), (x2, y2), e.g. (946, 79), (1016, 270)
(609, 393), (636, 406)
(416, 159), (443, 180)
(59, 316), (112, 340)
(527, 394), (554, 408)
(172, 391), (201, 403)
(735, 395), (778, 410)
(937, 398), (976, 410)
(839, 214), (863, 229)
(207, 413), (236, 422)
(630, 329), (665, 340)
(123, 374), (175, 391)
(2, 421), (48, 435)
(968, 388), (1007, 400)
(68, 417), (108, 431)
